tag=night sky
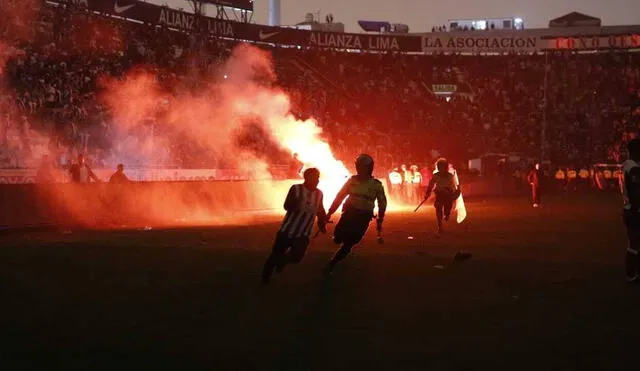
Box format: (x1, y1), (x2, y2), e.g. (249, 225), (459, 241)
(153, 0), (640, 32)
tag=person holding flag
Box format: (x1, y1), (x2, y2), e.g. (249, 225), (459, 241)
(324, 154), (387, 275)
(388, 167), (403, 201)
(421, 158), (461, 234)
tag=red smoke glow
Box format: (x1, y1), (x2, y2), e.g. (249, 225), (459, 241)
(1, 7), (397, 228)
(99, 43), (353, 212)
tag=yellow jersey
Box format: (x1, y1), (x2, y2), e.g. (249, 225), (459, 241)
(329, 176), (388, 217)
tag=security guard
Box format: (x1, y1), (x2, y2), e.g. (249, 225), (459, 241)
(578, 167), (590, 191)
(613, 168), (623, 191)
(567, 168), (578, 192)
(604, 169), (614, 190)
(595, 168), (605, 190)
(555, 167), (566, 193)
(410, 165), (422, 204)
(325, 154), (387, 275)
(388, 167), (403, 201)
(622, 138), (640, 283)
(401, 164), (412, 202)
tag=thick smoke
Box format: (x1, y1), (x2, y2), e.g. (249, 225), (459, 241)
(0, 0), (49, 168)
(99, 43), (349, 185)
(0, 1), (363, 226)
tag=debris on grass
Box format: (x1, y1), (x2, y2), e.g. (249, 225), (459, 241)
(453, 251), (472, 263)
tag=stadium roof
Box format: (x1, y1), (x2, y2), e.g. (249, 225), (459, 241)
(358, 21), (391, 32)
(549, 12), (601, 28)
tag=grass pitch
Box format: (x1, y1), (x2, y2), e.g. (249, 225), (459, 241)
(0, 193), (637, 370)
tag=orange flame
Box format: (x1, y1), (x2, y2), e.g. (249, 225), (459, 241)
(275, 117), (351, 209)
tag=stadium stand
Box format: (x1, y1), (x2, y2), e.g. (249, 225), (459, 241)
(0, 0), (639, 177)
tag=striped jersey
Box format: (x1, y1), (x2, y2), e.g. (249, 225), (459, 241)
(279, 184), (326, 238)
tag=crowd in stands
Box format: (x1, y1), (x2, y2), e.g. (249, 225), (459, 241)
(0, 0), (639, 176)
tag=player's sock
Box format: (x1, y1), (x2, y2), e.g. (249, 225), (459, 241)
(325, 244), (352, 273)
(262, 258), (276, 284)
(275, 255), (288, 273)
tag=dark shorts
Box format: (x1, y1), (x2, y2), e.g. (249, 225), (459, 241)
(333, 208), (374, 246)
(434, 189), (459, 212)
(435, 188), (461, 200)
(272, 231), (310, 263)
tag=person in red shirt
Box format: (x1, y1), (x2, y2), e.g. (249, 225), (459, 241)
(527, 162), (542, 207)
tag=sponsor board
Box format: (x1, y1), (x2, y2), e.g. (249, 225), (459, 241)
(550, 34), (640, 50)
(45, 2), (640, 54)
(47, 0), (424, 52)
(422, 35), (539, 53)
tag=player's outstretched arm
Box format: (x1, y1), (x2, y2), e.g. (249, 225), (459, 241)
(316, 193), (328, 233)
(327, 178), (351, 217)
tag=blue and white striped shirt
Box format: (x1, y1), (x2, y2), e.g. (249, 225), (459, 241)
(279, 184), (326, 238)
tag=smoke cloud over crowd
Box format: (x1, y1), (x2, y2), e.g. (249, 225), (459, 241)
(98, 42), (351, 211)
(100, 43), (348, 181)
(0, 1), (387, 228)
